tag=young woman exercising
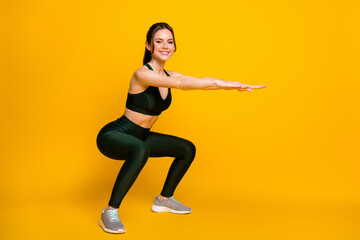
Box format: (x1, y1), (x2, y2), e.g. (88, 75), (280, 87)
(96, 22), (266, 234)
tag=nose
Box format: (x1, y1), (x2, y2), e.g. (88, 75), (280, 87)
(162, 42), (168, 49)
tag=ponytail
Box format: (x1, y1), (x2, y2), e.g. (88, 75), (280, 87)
(143, 47), (152, 65)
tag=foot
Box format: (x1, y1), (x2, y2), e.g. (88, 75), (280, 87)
(152, 196), (192, 214)
(99, 208), (126, 234)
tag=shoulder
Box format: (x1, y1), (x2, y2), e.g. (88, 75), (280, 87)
(163, 70), (184, 77)
(133, 65), (150, 75)
(132, 65), (152, 80)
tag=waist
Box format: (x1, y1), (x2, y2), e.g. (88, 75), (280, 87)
(112, 115), (150, 140)
(124, 108), (160, 128)
(115, 114), (150, 130)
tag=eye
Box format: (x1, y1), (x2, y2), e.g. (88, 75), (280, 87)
(168, 41), (173, 44)
(156, 41), (162, 43)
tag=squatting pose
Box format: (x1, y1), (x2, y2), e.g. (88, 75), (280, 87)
(96, 22), (266, 234)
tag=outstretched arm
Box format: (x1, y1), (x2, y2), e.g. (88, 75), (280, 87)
(166, 71), (266, 91)
(134, 69), (266, 91)
(134, 69), (216, 89)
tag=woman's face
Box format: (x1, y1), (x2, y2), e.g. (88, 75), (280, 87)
(146, 29), (175, 62)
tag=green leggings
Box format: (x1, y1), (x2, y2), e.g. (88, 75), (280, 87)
(96, 115), (196, 208)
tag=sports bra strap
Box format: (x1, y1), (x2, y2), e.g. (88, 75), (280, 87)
(145, 63), (153, 70)
(145, 63), (170, 77)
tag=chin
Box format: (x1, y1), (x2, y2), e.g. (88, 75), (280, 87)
(162, 56), (172, 61)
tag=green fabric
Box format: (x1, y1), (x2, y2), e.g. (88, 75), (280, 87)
(96, 115), (196, 208)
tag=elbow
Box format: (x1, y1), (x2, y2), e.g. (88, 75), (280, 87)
(176, 79), (183, 90)
(176, 76), (188, 90)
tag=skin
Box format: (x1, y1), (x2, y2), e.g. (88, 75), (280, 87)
(105, 28), (266, 210)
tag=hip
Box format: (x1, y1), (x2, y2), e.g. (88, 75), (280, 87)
(97, 115), (151, 140)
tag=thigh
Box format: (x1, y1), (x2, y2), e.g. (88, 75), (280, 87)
(144, 131), (196, 158)
(97, 130), (146, 160)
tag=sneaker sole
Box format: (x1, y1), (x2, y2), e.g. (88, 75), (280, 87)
(151, 205), (192, 214)
(99, 219), (126, 234)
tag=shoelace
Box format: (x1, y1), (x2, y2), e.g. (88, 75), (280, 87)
(107, 208), (120, 221)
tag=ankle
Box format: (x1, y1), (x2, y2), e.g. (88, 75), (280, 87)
(105, 205), (118, 210)
(159, 195), (171, 200)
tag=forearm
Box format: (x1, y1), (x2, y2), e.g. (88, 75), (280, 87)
(201, 77), (221, 90)
(178, 75), (247, 91)
(178, 75), (217, 90)
(202, 77), (244, 90)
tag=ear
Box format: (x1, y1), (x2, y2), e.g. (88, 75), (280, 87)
(145, 41), (152, 52)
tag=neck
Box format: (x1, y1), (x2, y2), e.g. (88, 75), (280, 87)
(147, 59), (166, 74)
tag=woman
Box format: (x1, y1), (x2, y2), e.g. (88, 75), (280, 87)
(96, 22), (266, 234)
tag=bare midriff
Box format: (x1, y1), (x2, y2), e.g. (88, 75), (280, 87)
(123, 108), (159, 129)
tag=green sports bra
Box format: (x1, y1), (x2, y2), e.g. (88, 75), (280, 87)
(125, 63), (172, 116)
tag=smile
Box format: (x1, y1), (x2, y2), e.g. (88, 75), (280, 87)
(159, 51), (170, 55)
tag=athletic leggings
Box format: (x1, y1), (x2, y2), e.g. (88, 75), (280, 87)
(96, 115), (196, 208)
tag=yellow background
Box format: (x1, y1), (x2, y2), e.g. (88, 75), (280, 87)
(1, 0), (360, 239)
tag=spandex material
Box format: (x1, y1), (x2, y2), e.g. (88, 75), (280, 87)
(125, 63), (172, 116)
(96, 114), (196, 208)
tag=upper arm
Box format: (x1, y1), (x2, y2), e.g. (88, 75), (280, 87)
(133, 69), (182, 89)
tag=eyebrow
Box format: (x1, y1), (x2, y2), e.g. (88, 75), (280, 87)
(155, 38), (174, 41)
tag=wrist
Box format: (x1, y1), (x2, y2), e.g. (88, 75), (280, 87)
(215, 79), (221, 88)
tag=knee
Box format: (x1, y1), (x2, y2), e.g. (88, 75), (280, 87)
(183, 140), (196, 161)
